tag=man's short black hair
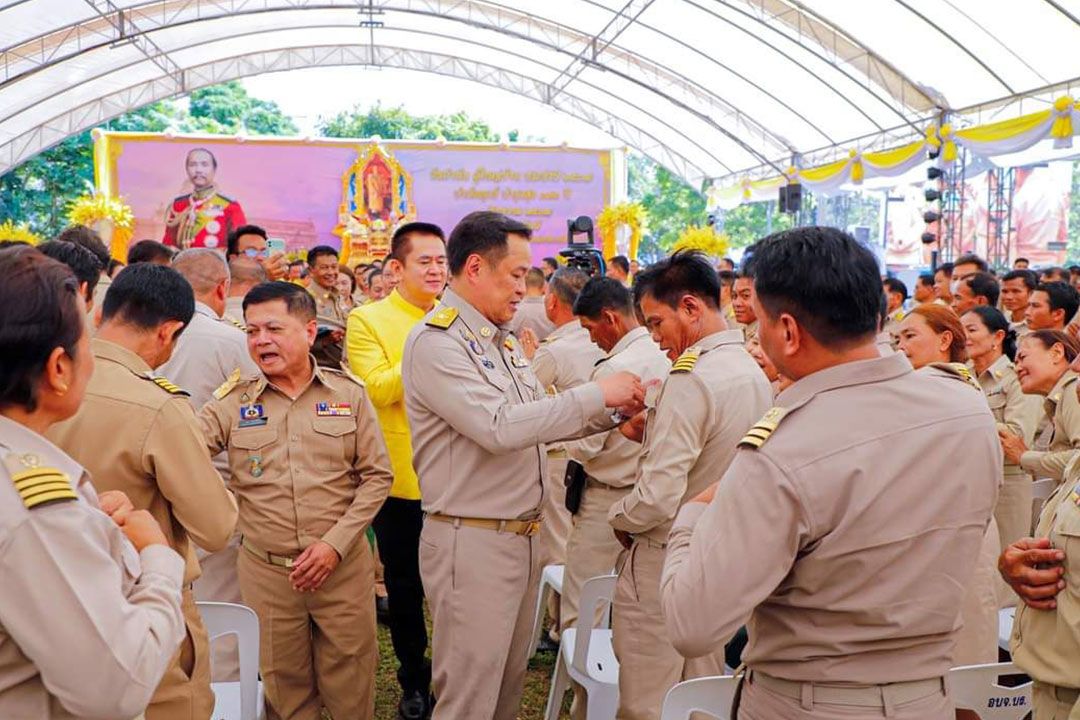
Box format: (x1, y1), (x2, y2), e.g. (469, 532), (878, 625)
(306, 245), (339, 266)
(717, 269), (737, 288)
(936, 262), (954, 278)
(632, 249), (721, 311)
(744, 226), (881, 348)
(1014, 257), (1029, 266)
(1069, 265), (1080, 275)
(917, 272), (934, 289)
(964, 271), (1000, 307)
(56, 224), (110, 268)
(574, 276), (634, 318)
(883, 277), (908, 302)
(954, 253), (988, 272)
(1036, 281), (1080, 322)
(0, 246), (85, 412)
(390, 222), (446, 263)
(547, 268), (591, 308)
(1002, 269), (1038, 290)
(447, 211), (532, 276)
(227, 224), (268, 258)
(243, 281), (317, 321)
(609, 255), (630, 275)
(126, 239), (174, 265)
(542, 257), (558, 270)
(1043, 266), (1069, 282)
(37, 240), (102, 302)
(102, 263), (195, 332)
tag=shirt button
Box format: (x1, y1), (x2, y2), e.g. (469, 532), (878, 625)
(290, 435), (299, 442)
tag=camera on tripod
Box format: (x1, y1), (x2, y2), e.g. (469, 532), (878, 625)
(560, 215), (605, 278)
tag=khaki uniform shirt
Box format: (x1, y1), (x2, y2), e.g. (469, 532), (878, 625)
(1021, 370), (1080, 482)
(403, 287), (614, 520)
(743, 319), (759, 342)
(199, 362), (393, 557)
(0, 415), (186, 719)
(660, 353), (1002, 683)
(311, 284), (348, 329)
(530, 320), (602, 393)
(507, 296), (555, 341)
(159, 301), (259, 411)
(881, 309), (905, 349)
(224, 295), (246, 328)
(1011, 461), (1080, 688)
(1010, 318), (1030, 339)
(609, 330), (771, 543)
(563, 327), (670, 488)
(974, 354), (1042, 477)
(48, 339), (238, 584)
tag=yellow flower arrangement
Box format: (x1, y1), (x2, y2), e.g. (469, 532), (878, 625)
(0, 220), (42, 246)
(596, 202), (645, 260)
(67, 194), (135, 260)
(673, 225), (730, 258)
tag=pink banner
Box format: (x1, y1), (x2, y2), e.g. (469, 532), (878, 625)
(97, 133), (616, 263)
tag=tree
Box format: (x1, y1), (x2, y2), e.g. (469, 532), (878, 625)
(627, 152), (708, 258)
(0, 82), (297, 237)
(319, 102), (505, 142)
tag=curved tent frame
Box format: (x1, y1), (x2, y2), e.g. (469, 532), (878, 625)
(2, 0), (1080, 186)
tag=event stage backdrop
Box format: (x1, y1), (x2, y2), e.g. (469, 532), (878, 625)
(93, 132), (623, 264)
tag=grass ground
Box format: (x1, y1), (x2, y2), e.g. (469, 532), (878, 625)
(371, 615), (569, 720)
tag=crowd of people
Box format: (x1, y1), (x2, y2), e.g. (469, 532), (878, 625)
(0, 215), (1078, 720)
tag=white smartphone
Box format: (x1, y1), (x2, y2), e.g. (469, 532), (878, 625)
(266, 237), (286, 254)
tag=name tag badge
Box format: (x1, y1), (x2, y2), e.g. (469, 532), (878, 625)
(316, 401), (353, 417)
(238, 403), (268, 427)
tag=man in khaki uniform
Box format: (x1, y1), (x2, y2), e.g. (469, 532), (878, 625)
(507, 266), (555, 340)
(660, 227), (1001, 720)
(161, 249), (259, 681)
(733, 273), (759, 341)
(200, 281), (393, 720)
(519, 267), (603, 644)
(307, 245), (348, 367)
(608, 251), (771, 720)
(403, 211), (645, 720)
(0, 246), (187, 720)
(48, 263), (239, 720)
(1001, 450), (1080, 719)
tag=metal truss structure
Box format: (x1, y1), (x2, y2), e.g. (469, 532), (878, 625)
(986, 167), (1016, 269)
(2, 0), (1080, 186)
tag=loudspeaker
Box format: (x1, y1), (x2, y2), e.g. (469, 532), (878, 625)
(778, 183), (802, 213)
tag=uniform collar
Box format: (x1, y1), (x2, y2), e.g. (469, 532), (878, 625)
(440, 286), (500, 351)
(610, 326), (650, 356)
(194, 300), (220, 320)
(387, 288), (430, 320)
(777, 352), (913, 408)
(697, 328), (745, 353)
(0, 414), (85, 484)
(92, 337), (152, 375)
(252, 355), (328, 400)
(522, 295), (544, 305)
(547, 319), (584, 342)
(979, 354), (1012, 383)
(1046, 369), (1077, 407)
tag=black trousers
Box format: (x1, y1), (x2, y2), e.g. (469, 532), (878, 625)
(371, 497), (431, 695)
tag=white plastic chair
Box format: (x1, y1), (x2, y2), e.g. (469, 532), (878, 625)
(660, 676), (738, 720)
(1031, 478), (1055, 533)
(529, 563), (565, 659)
(544, 574), (618, 720)
(949, 662), (1032, 720)
(997, 607), (1015, 653)
(197, 601), (266, 720)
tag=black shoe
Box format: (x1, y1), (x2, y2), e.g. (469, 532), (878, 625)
(535, 635), (560, 654)
(397, 689), (432, 720)
(376, 595), (391, 626)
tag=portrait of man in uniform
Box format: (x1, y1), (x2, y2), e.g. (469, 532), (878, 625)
(162, 147), (247, 250)
(362, 154), (394, 223)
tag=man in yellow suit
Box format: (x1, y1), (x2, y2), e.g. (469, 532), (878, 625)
(346, 221), (447, 720)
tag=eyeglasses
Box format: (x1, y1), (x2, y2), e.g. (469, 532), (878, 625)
(243, 248), (267, 259)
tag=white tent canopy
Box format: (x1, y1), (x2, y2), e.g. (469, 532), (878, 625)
(3, 0), (1080, 187)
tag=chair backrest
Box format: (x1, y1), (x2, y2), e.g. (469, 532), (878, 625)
(197, 601), (261, 720)
(660, 676), (738, 720)
(949, 662), (1032, 720)
(571, 574), (617, 674)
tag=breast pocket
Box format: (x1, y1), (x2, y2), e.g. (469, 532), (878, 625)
(312, 417), (358, 466)
(1051, 494), (1080, 595)
(230, 426), (279, 486)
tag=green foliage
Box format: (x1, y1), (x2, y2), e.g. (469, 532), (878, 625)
(627, 152), (708, 259)
(0, 81), (297, 238)
(319, 102), (504, 142)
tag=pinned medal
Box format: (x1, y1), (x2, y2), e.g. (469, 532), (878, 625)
(316, 401), (353, 417)
(481, 358), (496, 369)
(511, 356), (529, 368)
(239, 404), (268, 428)
(249, 455), (264, 478)
(461, 328), (483, 355)
(479, 326), (493, 338)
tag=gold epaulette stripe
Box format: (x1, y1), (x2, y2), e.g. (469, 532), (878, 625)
(739, 435), (766, 448)
(150, 377), (189, 395)
(10, 468), (76, 509)
(23, 488), (78, 509)
(426, 307), (458, 329)
(14, 476), (71, 493)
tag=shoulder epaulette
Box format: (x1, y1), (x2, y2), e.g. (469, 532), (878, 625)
(336, 366), (367, 388)
(739, 406), (790, 450)
(213, 368), (242, 400)
(426, 306), (458, 329)
(223, 314), (246, 331)
(3, 453), (77, 510)
(926, 362), (981, 391)
(173, 194), (188, 204)
(670, 346), (701, 374)
(144, 373), (190, 396)
(214, 193), (235, 204)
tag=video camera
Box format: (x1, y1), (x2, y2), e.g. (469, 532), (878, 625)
(560, 215), (606, 278)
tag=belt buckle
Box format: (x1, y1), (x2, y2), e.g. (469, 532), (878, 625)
(522, 520), (540, 537)
(283, 556), (294, 569)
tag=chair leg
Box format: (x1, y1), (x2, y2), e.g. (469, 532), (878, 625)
(530, 582), (552, 660)
(584, 683), (618, 720)
(545, 652), (571, 720)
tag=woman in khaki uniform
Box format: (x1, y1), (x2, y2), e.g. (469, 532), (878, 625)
(898, 305), (1000, 671)
(962, 307), (1043, 552)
